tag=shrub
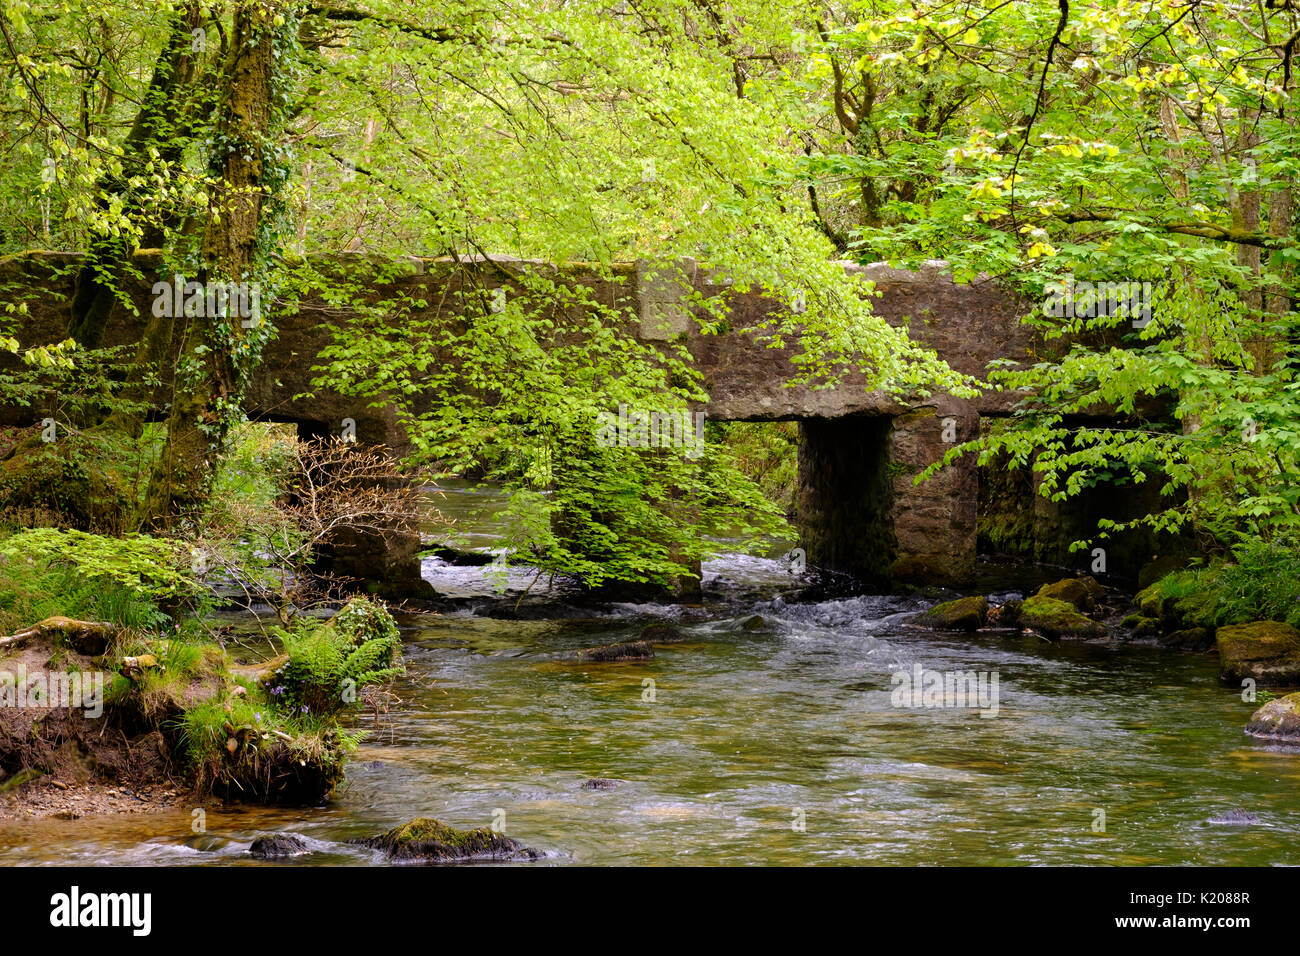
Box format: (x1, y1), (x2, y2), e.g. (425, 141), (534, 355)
(1207, 541), (1300, 628)
(711, 421), (799, 515)
(268, 596), (403, 718)
(1144, 540), (1300, 628)
(0, 528), (199, 601)
(0, 531), (190, 633)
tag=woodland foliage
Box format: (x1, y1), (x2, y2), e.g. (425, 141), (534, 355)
(0, 0), (1293, 578)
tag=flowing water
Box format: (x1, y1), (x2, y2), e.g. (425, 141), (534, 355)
(2, 481), (1298, 866)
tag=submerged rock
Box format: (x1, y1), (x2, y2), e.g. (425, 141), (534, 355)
(737, 614), (768, 632)
(581, 777), (620, 790)
(1217, 622), (1300, 685)
(1035, 577), (1105, 612)
(639, 622), (689, 644)
(1245, 692), (1300, 742)
(1207, 809), (1261, 826)
(563, 640), (654, 663)
(1015, 595), (1104, 640)
(913, 596), (988, 632)
(249, 833), (311, 860)
(356, 817), (539, 863)
(183, 834), (227, 852)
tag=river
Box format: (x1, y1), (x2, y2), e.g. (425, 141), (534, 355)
(0, 481), (1295, 865)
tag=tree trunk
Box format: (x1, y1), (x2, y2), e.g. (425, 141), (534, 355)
(142, 0), (280, 529)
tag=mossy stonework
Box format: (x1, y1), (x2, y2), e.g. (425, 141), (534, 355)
(976, 445), (1035, 557)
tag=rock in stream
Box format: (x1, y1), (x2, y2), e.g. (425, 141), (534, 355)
(355, 817), (540, 863)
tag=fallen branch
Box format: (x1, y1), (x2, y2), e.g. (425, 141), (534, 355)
(0, 616), (119, 655)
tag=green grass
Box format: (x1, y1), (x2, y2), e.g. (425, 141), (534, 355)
(1145, 540), (1300, 629)
(0, 558), (168, 633)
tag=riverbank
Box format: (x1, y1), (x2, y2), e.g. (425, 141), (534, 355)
(0, 779), (188, 821)
(0, 565), (405, 820)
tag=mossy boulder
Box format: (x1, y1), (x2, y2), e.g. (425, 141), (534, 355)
(1034, 577), (1105, 612)
(1134, 578), (1217, 633)
(913, 596), (988, 632)
(639, 622), (688, 644)
(1245, 692), (1300, 742)
(1016, 595), (1105, 640)
(1135, 584), (1162, 619)
(1217, 622), (1300, 686)
(1159, 590), (1215, 632)
(357, 817), (539, 863)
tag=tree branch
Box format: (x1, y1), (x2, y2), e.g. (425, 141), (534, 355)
(305, 4), (456, 43)
(1057, 210), (1295, 248)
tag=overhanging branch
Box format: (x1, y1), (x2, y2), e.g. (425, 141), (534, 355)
(1057, 211), (1295, 249)
(305, 4), (456, 43)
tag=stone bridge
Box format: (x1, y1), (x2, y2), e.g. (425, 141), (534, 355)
(4, 251), (1157, 594)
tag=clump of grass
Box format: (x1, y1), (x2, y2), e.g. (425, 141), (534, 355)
(179, 693), (361, 802)
(1148, 568), (1209, 602)
(1145, 540), (1300, 629)
(0, 560), (166, 635)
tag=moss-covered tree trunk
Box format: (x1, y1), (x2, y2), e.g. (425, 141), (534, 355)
(142, 1), (280, 529)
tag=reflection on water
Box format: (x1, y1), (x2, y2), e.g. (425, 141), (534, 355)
(1, 482), (1296, 866)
